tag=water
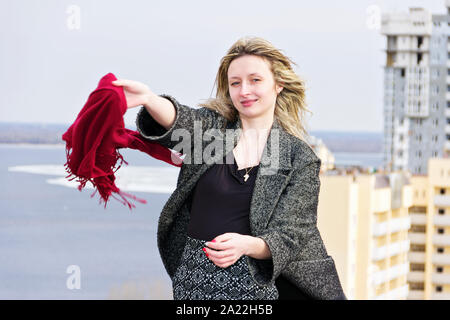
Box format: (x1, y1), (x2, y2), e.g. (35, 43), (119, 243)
(0, 144), (179, 299)
(0, 144), (383, 299)
(333, 152), (383, 169)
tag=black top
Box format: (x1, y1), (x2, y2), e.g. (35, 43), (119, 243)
(187, 151), (259, 241)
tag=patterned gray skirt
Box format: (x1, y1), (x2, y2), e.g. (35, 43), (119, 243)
(172, 235), (278, 300)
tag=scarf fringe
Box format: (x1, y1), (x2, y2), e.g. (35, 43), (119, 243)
(63, 144), (147, 210)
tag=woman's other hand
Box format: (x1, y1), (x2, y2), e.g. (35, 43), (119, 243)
(203, 233), (271, 268)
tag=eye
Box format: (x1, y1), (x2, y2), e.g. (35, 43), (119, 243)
(231, 82), (239, 86)
(252, 79), (260, 82)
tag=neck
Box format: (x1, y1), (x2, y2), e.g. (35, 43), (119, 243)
(235, 114), (274, 167)
(239, 113), (274, 138)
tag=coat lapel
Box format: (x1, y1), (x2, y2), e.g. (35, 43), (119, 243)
(246, 118), (292, 233)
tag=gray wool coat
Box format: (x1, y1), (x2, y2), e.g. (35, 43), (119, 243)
(136, 94), (347, 300)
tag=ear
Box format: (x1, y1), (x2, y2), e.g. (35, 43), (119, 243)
(276, 85), (284, 94)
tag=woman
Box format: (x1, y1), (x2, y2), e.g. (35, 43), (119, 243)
(112, 37), (346, 300)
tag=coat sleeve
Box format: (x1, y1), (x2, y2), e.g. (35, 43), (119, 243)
(248, 158), (330, 285)
(135, 94), (220, 151)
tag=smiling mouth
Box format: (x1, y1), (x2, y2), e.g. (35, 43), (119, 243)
(241, 99), (258, 104)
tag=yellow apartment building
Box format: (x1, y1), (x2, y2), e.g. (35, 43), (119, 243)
(317, 171), (412, 300)
(318, 158), (450, 300)
(408, 158), (450, 300)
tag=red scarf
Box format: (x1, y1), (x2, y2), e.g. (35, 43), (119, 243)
(62, 73), (183, 209)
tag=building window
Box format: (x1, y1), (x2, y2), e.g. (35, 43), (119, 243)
(437, 247), (444, 253)
(411, 225), (426, 233)
(411, 263), (425, 271)
(436, 286), (443, 292)
(411, 244), (426, 252)
(410, 282), (425, 290)
(437, 266), (443, 273)
(438, 228), (445, 234)
(440, 188), (446, 194)
(438, 208), (445, 215)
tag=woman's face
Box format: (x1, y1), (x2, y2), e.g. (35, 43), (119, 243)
(227, 54), (283, 122)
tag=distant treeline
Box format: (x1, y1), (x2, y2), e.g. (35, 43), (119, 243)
(0, 122), (383, 153)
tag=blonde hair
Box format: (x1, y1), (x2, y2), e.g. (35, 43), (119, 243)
(198, 36), (311, 142)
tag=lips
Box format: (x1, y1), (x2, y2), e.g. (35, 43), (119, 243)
(241, 99), (257, 107)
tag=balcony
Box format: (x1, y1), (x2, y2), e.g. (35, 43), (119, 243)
(432, 273), (450, 284)
(372, 221), (388, 237)
(372, 217), (411, 237)
(432, 234), (450, 246)
(391, 217), (411, 233)
(432, 253), (450, 265)
(371, 263), (409, 286)
(433, 215), (450, 226)
(407, 290), (425, 300)
(373, 284), (409, 300)
(372, 240), (410, 261)
(405, 104), (429, 118)
(408, 232), (426, 244)
(408, 252), (426, 263)
(434, 195), (450, 207)
(410, 213), (427, 225)
(431, 292), (450, 300)
(407, 271), (425, 282)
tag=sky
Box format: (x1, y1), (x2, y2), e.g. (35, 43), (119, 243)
(0, 0), (447, 132)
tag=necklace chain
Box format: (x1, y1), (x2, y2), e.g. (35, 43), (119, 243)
(240, 131), (256, 182)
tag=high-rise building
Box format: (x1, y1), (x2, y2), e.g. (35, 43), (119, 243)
(381, 2), (450, 174)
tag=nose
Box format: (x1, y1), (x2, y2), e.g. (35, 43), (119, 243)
(239, 81), (251, 97)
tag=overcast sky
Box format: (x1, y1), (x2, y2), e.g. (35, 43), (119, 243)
(0, 0), (447, 132)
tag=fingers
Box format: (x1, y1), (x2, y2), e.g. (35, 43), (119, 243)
(203, 244), (239, 269)
(111, 79), (129, 87)
(203, 247), (233, 260)
(203, 248), (237, 268)
(205, 232), (234, 250)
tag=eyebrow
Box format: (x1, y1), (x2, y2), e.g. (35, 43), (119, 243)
(229, 73), (262, 80)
